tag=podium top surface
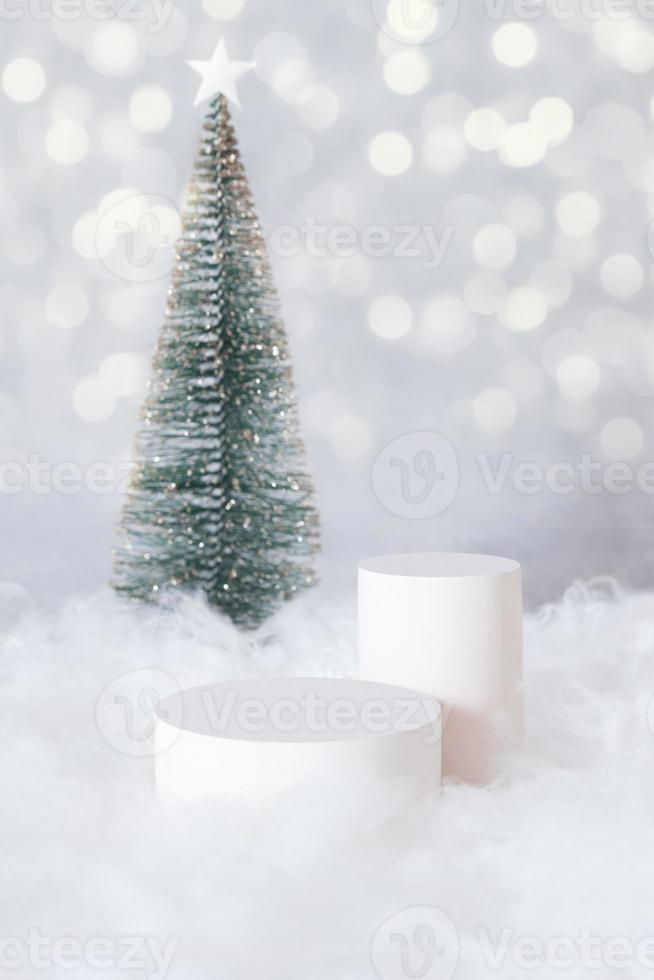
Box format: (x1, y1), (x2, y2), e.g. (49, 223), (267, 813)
(359, 553), (521, 579)
(156, 677), (441, 744)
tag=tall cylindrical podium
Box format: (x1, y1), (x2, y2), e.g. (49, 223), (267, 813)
(358, 553), (523, 785)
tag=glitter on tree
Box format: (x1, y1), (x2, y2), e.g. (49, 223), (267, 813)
(113, 94), (320, 629)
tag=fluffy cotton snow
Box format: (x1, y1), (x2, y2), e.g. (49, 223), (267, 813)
(1, 578), (654, 979)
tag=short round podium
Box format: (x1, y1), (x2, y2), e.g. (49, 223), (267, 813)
(155, 677), (441, 803)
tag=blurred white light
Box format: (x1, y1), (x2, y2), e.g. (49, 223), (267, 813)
(423, 126), (466, 174)
(500, 287), (547, 332)
(95, 192), (181, 283)
(502, 194), (545, 237)
(545, 127), (594, 183)
(88, 23), (141, 77)
(592, 17), (623, 56)
(73, 376), (116, 423)
(556, 191), (601, 237)
(492, 23), (538, 67)
(625, 139), (654, 191)
(129, 85), (173, 133)
(99, 353), (146, 398)
(368, 131), (413, 176)
(473, 387), (517, 434)
(296, 86), (339, 130)
(464, 108), (506, 152)
(499, 123), (547, 168)
(464, 273), (507, 315)
(328, 414), (373, 461)
(529, 97), (574, 145)
(584, 102), (646, 162)
(202, 0), (244, 19)
(2, 58), (46, 103)
(556, 355), (601, 400)
(600, 253), (644, 299)
(421, 295), (477, 353)
(616, 25), (654, 73)
(423, 92), (474, 128)
(584, 308), (643, 366)
(383, 50), (431, 94)
(384, 0), (440, 43)
(473, 223), (517, 270)
(50, 12), (91, 51)
(600, 417), (644, 461)
(530, 261), (574, 309)
(46, 284), (89, 329)
(368, 294), (413, 340)
(97, 187), (142, 222)
(255, 33), (308, 88)
(272, 60), (310, 100)
(73, 211), (99, 260)
(46, 120), (89, 165)
(545, 127), (593, 178)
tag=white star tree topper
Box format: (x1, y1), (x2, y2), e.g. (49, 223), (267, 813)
(187, 40), (256, 109)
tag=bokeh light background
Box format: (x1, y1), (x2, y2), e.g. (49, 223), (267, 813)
(2, 0), (654, 604)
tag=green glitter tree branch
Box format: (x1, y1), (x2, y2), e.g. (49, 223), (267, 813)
(113, 95), (320, 628)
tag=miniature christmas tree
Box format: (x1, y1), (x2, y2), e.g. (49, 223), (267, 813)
(114, 47), (320, 629)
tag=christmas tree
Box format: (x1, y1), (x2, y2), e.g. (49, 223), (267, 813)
(114, 54), (320, 629)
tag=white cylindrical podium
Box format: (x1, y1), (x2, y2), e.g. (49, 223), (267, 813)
(358, 553), (523, 785)
(155, 677), (441, 803)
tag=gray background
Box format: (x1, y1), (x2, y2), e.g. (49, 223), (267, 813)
(1, 0), (653, 607)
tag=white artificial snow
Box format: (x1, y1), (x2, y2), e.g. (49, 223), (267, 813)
(1, 579), (654, 979)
